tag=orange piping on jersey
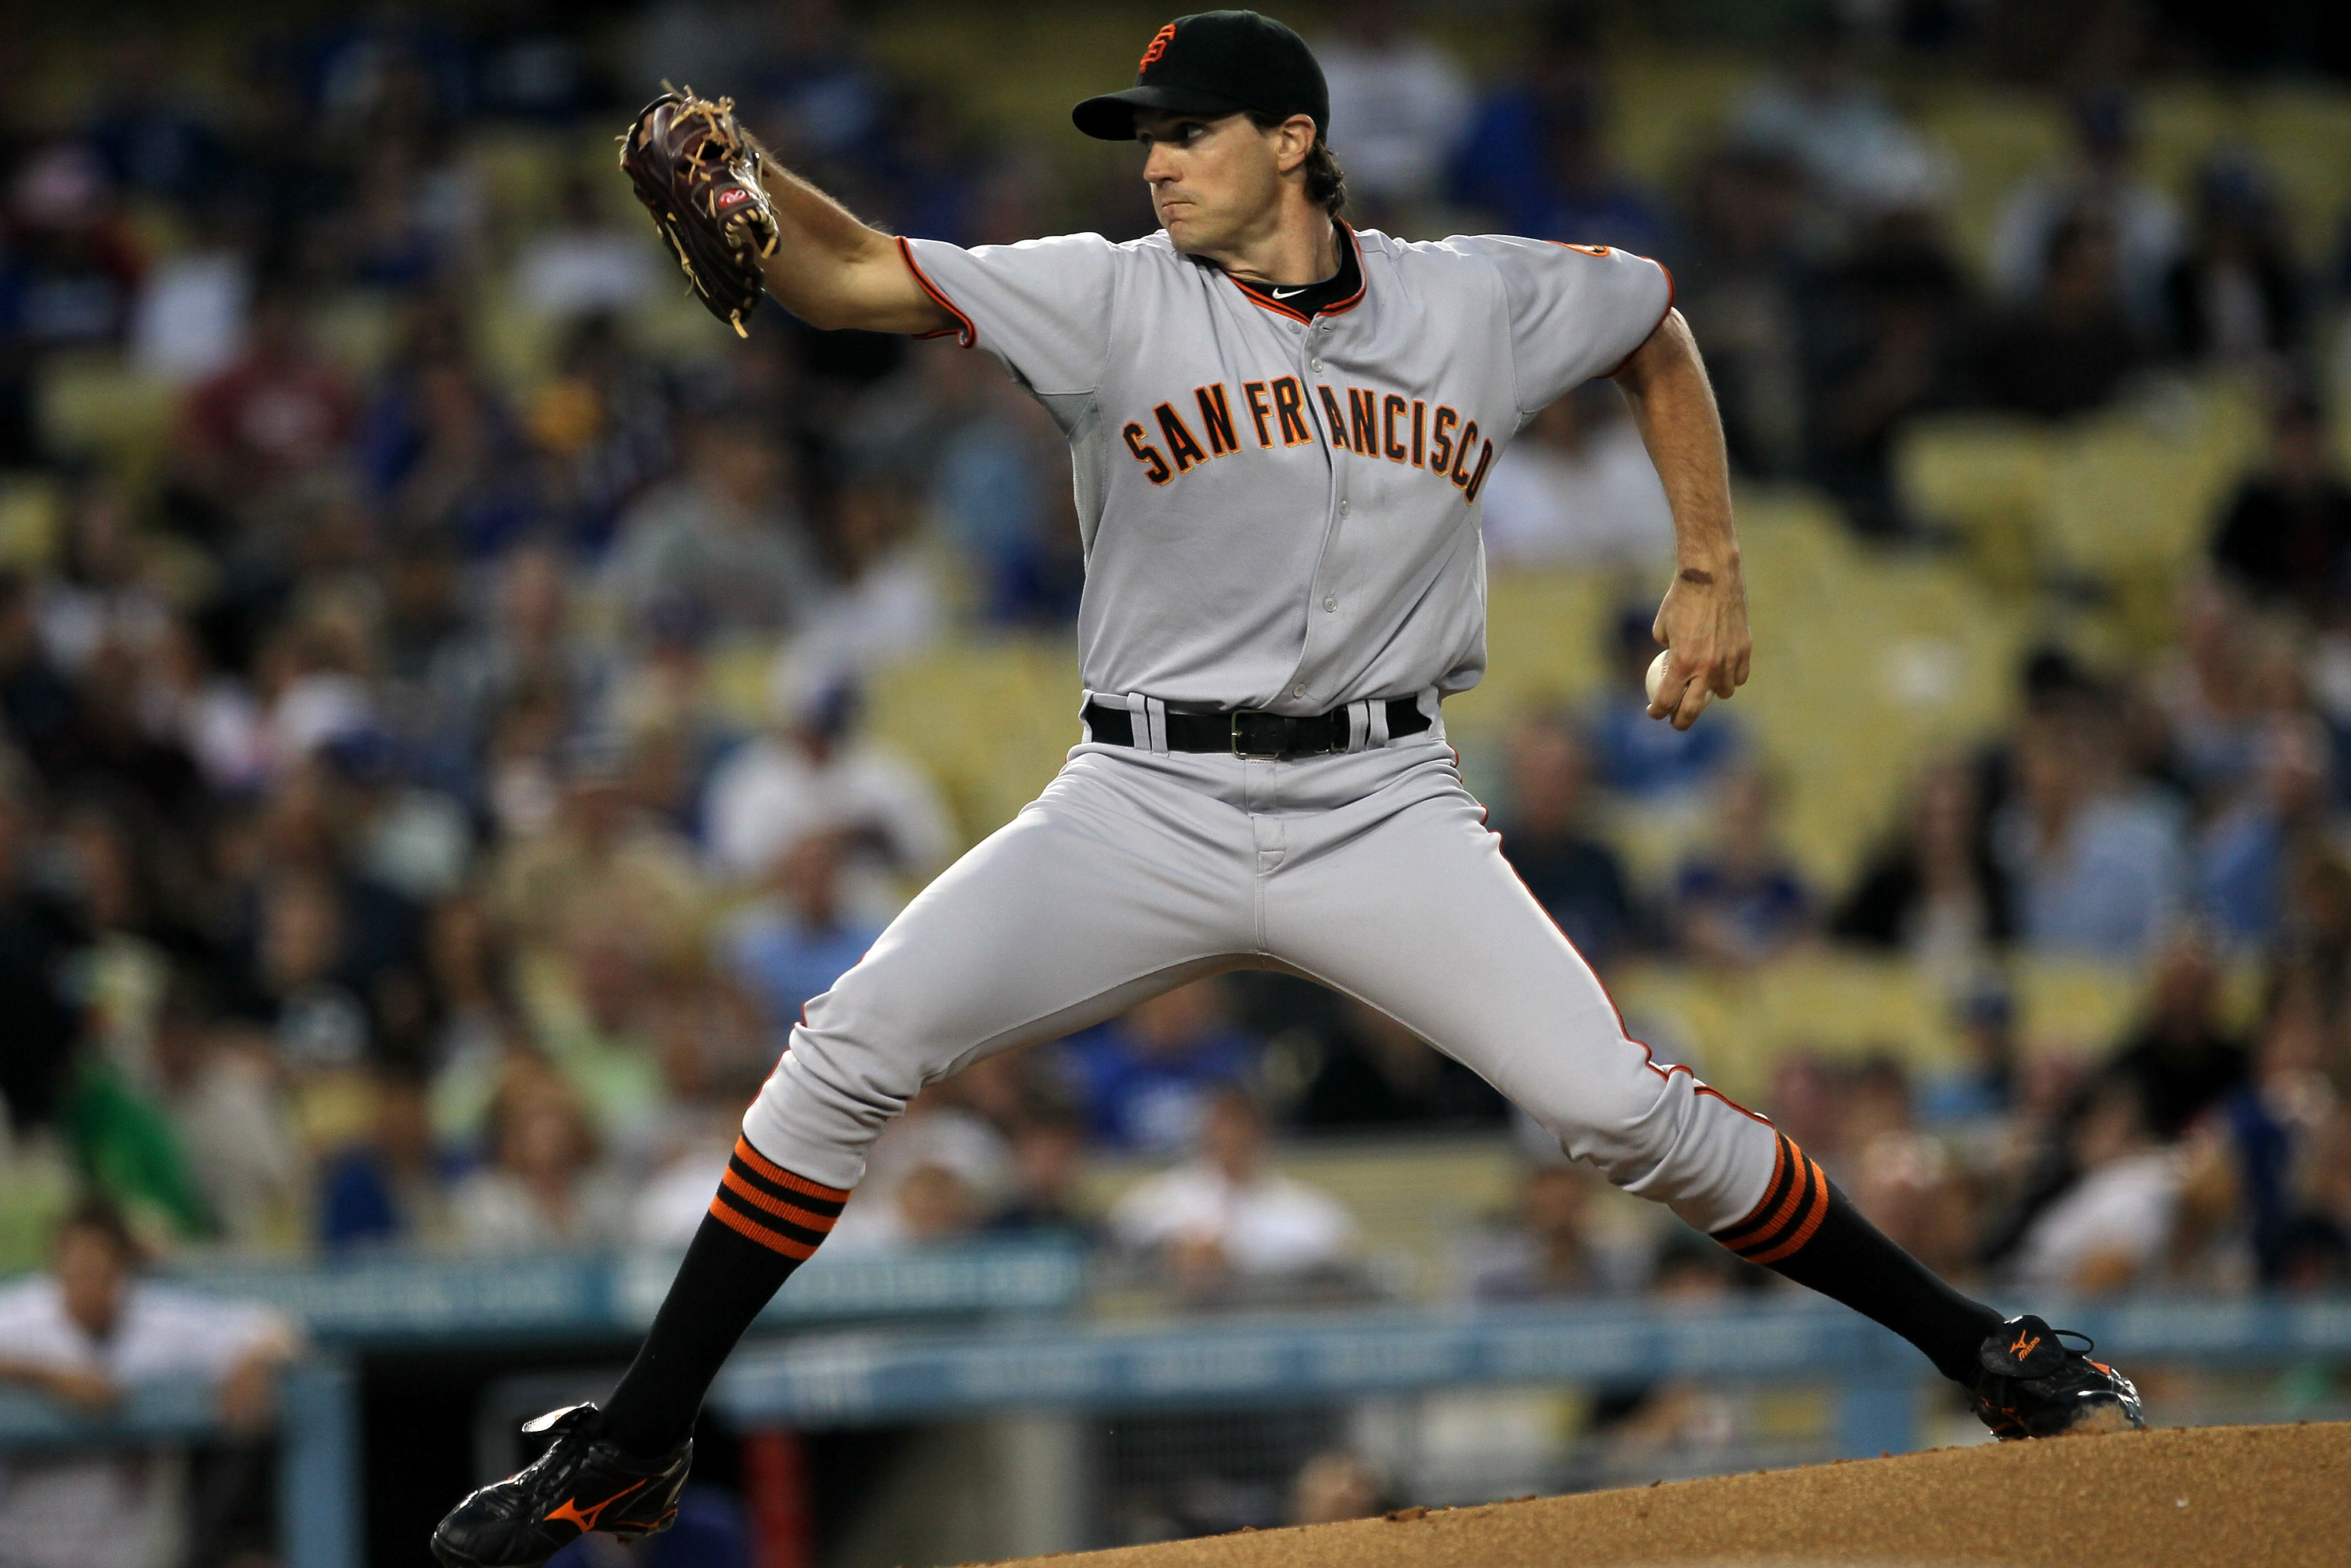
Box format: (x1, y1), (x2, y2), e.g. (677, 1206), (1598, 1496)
(1223, 223), (1369, 324)
(895, 236), (976, 348)
(1489, 831), (1778, 1164)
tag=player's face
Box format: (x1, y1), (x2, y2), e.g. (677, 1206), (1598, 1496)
(1137, 112), (1286, 252)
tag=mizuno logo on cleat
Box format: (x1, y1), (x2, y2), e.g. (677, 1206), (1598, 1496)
(2010, 1331), (2041, 1359)
(544, 1483), (643, 1534)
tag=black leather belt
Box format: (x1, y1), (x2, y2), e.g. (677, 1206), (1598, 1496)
(1083, 697), (1431, 759)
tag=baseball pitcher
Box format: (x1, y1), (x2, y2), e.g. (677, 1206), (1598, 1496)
(433, 14), (2139, 1563)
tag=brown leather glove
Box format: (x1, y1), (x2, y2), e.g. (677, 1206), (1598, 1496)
(618, 89), (780, 337)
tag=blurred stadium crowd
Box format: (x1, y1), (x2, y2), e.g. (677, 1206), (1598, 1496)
(5, 0), (2351, 1393)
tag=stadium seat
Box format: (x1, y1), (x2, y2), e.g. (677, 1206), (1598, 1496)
(1893, 415), (2056, 589)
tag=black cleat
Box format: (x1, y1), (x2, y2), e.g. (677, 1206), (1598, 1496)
(429, 1403), (692, 1568)
(1969, 1314), (2145, 1439)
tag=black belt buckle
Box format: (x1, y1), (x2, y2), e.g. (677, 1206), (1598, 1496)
(1230, 710), (1292, 759)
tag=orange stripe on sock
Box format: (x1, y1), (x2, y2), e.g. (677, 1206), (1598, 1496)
(1744, 1161), (1831, 1265)
(733, 1138), (850, 1203)
(1731, 1143), (1815, 1252)
(708, 1193), (818, 1260)
(719, 1167), (839, 1234)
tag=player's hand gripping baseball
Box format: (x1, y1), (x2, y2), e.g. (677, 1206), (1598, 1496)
(1612, 308), (1749, 730)
(1649, 563), (1751, 730)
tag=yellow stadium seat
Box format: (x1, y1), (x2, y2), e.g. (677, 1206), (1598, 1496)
(34, 355), (178, 483)
(1893, 415), (2056, 589)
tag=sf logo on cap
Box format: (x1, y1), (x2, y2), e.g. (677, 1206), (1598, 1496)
(1139, 23), (1176, 71)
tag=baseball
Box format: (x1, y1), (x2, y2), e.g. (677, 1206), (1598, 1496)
(1646, 648), (1672, 708)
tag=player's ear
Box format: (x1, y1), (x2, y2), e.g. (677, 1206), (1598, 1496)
(1270, 113), (1316, 175)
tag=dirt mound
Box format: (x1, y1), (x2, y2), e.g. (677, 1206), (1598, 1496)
(1017, 1423), (2351, 1567)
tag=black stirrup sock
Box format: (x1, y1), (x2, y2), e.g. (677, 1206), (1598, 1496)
(600, 1138), (848, 1458)
(1712, 1132), (2003, 1385)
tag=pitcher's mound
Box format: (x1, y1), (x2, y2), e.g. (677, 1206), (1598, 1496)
(1018, 1422), (2351, 1567)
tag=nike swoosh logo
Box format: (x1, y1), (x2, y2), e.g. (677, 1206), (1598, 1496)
(1270, 287), (1306, 299)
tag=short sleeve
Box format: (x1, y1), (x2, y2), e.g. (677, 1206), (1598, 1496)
(898, 233), (1121, 397)
(1452, 236), (1673, 415)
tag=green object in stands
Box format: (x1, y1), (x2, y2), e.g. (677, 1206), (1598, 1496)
(62, 1055), (210, 1240)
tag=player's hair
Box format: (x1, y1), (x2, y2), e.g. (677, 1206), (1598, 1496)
(1247, 112), (1348, 219)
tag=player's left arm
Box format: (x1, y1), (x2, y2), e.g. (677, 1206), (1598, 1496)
(1610, 307), (1750, 730)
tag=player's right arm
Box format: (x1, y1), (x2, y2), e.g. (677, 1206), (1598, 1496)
(753, 168), (955, 337)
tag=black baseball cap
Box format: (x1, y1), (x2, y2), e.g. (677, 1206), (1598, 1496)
(1072, 11), (1329, 143)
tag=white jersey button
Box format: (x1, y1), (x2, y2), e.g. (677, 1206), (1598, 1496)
(1309, 357), (1324, 373)
(1339, 500), (1350, 515)
(1292, 682), (1307, 697)
(1323, 595), (1339, 612)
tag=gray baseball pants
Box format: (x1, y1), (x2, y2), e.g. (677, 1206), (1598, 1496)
(741, 708), (1780, 1233)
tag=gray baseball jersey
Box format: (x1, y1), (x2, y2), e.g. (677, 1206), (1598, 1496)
(734, 222), (1785, 1251)
(897, 225), (1671, 712)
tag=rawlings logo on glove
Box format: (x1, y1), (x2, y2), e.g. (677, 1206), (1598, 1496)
(618, 87), (781, 338)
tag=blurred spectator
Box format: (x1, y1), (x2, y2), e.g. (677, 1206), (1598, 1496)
(2216, 967), (2342, 1284)
(362, 354), (538, 556)
(38, 483), (169, 679)
(2208, 397), (2351, 618)
(787, 475), (942, 678)
(825, 1161), (981, 1254)
(722, 828), (885, 1038)
(1462, 1164), (1646, 1301)
(1989, 89), (2182, 332)
(2200, 715), (2331, 945)
(489, 735), (705, 965)
(1286, 1451), (1387, 1526)
(0, 573), (86, 780)
(0, 1197), (299, 1568)
(175, 284), (355, 509)
(1495, 712), (1636, 966)
(1476, 383), (1673, 567)
(701, 667), (949, 918)
(606, 405), (819, 639)
(1586, 610), (1741, 798)
(2099, 931), (2250, 1142)
(2007, 1077), (2179, 1294)
(319, 1064), (451, 1250)
(1452, 46), (1668, 259)
(1993, 706), (2188, 958)
(523, 315), (679, 555)
(150, 976), (301, 1250)
(2148, 581), (2291, 804)
(1831, 756), (2012, 969)
(1729, 21), (1944, 218)
(985, 1107), (1099, 1248)
(0, 753), (78, 1129)
(1670, 770), (1813, 965)
(84, 36), (229, 211)
(1065, 980), (1259, 1155)
(511, 175), (661, 321)
(1917, 985), (2022, 1128)
(2161, 162), (2304, 365)
(451, 1063), (627, 1251)
(1974, 210), (2145, 422)
(1289, 996), (1509, 1133)
(426, 540), (613, 763)
(1673, 146), (1806, 478)
(0, 143), (146, 360)
(1109, 1089), (1357, 1291)
(1800, 206), (1973, 535)
(1313, 5), (1473, 213)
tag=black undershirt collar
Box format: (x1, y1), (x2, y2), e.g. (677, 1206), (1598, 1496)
(1230, 222), (1360, 317)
